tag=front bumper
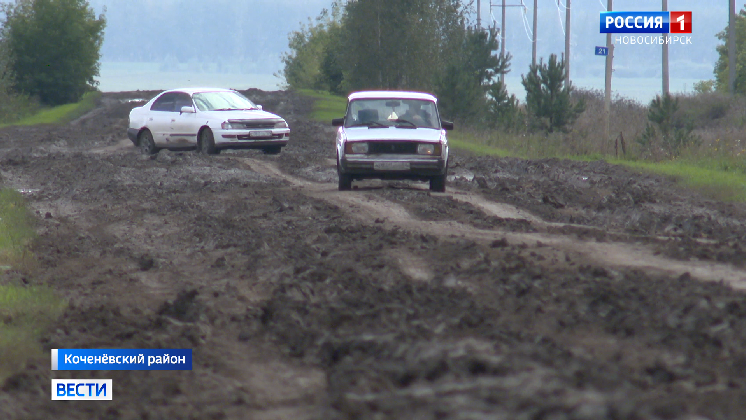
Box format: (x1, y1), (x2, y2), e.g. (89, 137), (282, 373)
(341, 154), (447, 180)
(216, 129), (290, 149)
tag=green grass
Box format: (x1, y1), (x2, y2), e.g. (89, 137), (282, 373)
(0, 189), (66, 382)
(449, 133), (514, 158)
(0, 189), (36, 265)
(0, 91), (100, 127)
(450, 131), (746, 202)
(613, 159), (746, 202)
(299, 89), (347, 122)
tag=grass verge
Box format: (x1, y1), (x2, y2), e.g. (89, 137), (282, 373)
(0, 91), (101, 127)
(0, 189), (66, 383)
(299, 89), (346, 122)
(450, 131), (746, 202)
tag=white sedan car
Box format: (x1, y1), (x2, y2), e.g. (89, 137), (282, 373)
(127, 88), (290, 155)
(333, 91), (453, 192)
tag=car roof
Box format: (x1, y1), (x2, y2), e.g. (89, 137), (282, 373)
(348, 91), (438, 103)
(161, 87), (237, 95)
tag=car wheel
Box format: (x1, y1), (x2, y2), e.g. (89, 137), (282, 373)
(430, 173), (447, 192)
(262, 146), (282, 155)
(138, 130), (158, 155)
(338, 173), (352, 191)
(337, 153), (352, 191)
(199, 128), (219, 155)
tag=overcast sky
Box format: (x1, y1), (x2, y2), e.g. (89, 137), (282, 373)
(88, 0), (730, 100)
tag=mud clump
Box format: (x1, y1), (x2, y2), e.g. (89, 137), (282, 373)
(158, 290), (201, 322)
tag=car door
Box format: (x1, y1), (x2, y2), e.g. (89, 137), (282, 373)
(169, 92), (198, 147)
(148, 93), (178, 145)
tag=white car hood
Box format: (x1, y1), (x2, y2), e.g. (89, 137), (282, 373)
(343, 127), (443, 143)
(199, 109), (282, 120)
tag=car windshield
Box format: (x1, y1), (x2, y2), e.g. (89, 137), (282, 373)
(192, 91), (258, 111)
(345, 98), (439, 129)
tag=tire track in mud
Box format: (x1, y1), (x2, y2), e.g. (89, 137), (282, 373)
(235, 156), (746, 288)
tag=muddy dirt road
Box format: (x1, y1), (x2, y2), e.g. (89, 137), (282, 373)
(1, 90), (746, 419)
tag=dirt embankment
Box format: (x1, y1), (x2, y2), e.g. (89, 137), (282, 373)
(0, 90), (745, 420)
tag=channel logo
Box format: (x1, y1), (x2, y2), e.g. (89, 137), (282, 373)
(51, 379), (112, 401)
(600, 11), (692, 33)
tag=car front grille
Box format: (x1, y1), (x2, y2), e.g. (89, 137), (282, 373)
(237, 133), (285, 140)
(231, 120), (278, 129)
(368, 141), (419, 154)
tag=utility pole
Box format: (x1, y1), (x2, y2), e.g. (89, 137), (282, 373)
(729, 0), (736, 93)
(477, 0), (481, 28)
(662, 0), (669, 96)
(565, 0), (571, 86)
(604, 0), (613, 143)
(502, 0), (506, 84)
(532, 0), (538, 66)
(492, 1), (523, 84)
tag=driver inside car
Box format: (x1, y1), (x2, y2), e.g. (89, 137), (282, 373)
(399, 100), (432, 126)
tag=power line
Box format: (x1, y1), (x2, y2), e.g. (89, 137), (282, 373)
(555, 0), (565, 36)
(520, 2), (533, 42)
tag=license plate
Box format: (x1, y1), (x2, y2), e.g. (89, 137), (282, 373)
(249, 131), (272, 138)
(374, 161), (410, 171)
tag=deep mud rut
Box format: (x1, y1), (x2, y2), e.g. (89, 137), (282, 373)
(1, 90), (746, 420)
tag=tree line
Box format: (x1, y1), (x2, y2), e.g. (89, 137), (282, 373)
(0, 0), (104, 118)
(280, 0), (584, 132)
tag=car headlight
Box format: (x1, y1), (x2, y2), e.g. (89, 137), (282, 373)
(221, 121), (235, 130)
(275, 120), (288, 129)
(345, 142), (369, 154)
(418, 143), (441, 155)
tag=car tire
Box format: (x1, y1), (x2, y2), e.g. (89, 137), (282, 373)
(338, 173), (352, 191)
(262, 146), (282, 155)
(138, 130), (158, 155)
(430, 173), (447, 192)
(337, 154), (352, 191)
(199, 128), (219, 155)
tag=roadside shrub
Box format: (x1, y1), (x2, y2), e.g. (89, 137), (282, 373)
(693, 80), (715, 94)
(486, 80), (523, 131)
(522, 54), (585, 133)
(635, 94), (700, 159)
(678, 92), (731, 127)
(571, 88), (647, 156)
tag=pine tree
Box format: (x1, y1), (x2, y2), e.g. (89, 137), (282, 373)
(521, 54), (584, 132)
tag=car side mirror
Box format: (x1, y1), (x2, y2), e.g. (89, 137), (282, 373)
(332, 118), (345, 126)
(256, 105), (263, 110)
(442, 120), (454, 130)
(180, 106), (196, 114)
